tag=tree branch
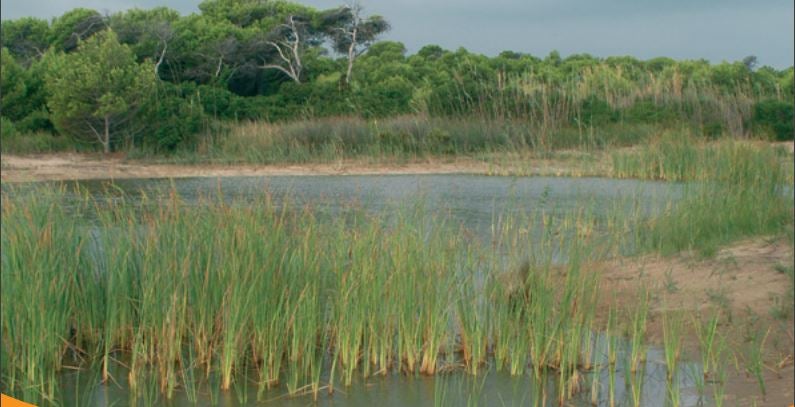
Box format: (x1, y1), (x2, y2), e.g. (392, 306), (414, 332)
(261, 63), (299, 82)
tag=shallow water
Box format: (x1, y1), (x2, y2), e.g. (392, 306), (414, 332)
(58, 337), (708, 406)
(4, 175), (700, 406)
(6, 174), (681, 241)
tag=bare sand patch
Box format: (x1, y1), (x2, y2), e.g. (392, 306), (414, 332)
(594, 237), (794, 406)
(0, 153), (606, 182)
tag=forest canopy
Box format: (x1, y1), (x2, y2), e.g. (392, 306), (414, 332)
(1, 0), (793, 154)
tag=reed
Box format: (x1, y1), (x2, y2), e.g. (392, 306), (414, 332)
(623, 346), (645, 407)
(710, 335), (729, 407)
(687, 362), (706, 405)
(0, 186), (608, 403)
(627, 290), (649, 373)
(614, 134), (793, 255)
(605, 307), (619, 407)
(745, 327), (770, 398)
(2, 134), (791, 405)
(693, 312), (721, 380)
(662, 309), (684, 407)
(0, 190), (83, 403)
(662, 310), (684, 381)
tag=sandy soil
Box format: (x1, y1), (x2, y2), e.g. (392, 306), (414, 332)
(598, 238), (792, 326)
(3, 140), (790, 183)
(594, 238), (794, 406)
(0, 153), (595, 182)
(0, 153), (473, 182)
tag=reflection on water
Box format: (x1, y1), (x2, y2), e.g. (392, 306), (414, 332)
(6, 174), (681, 242)
(58, 336), (708, 406)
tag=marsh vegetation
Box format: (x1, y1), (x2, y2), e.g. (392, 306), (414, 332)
(1, 138), (792, 405)
(1, 3), (793, 404)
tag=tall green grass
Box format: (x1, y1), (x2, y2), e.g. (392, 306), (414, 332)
(0, 131), (75, 154)
(2, 134), (791, 404)
(613, 134), (794, 255)
(1, 186), (625, 405)
(134, 115), (671, 166)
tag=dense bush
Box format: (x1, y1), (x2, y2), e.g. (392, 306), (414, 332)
(752, 99), (794, 141)
(15, 110), (54, 134)
(145, 92), (208, 151)
(578, 96), (616, 125)
(0, 2), (792, 154)
(622, 100), (677, 124)
(1, 116), (17, 139)
(192, 84), (236, 119)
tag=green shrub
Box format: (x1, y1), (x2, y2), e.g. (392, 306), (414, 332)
(192, 84), (235, 119)
(578, 96), (616, 125)
(622, 100), (676, 123)
(701, 121), (724, 139)
(16, 110), (54, 134)
(146, 94), (207, 151)
(752, 99), (794, 141)
(0, 130), (73, 154)
(1, 116), (17, 139)
(228, 96), (271, 121)
(355, 76), (414, 117)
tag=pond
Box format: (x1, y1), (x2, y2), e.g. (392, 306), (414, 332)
(4, 175), (709, 406)
(8, 174), (681, 243)
(59, 344), (706, 406)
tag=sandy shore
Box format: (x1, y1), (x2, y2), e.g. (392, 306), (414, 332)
(0, 153), (549, 183)
(600, 238), (795, 406)
(3, 141), (790, 183)
(0, 154), (483, 182)
(0, 153), (607, 183)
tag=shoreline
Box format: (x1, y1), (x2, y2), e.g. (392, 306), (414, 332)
(0, 152), (604, 183)
(2, 141), (790, 183)
(1, 150), (793, 404)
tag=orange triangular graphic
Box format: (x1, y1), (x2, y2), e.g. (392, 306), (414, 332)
(1, 393), (37, 407)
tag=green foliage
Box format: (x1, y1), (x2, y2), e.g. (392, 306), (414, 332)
(781, 68), (794, 101)
(355, 76), (414, 117)
(15, 110), (54, 134)
(578, 96), (616, 125)
(48, 8), (106, 52)
(709, 61), (751, 91)
(1, 116), (17, 139)
(752, 99), (794, 141)
(0, 48), (29, 121)
(0, 17), (50, 65)
(1, 47), (52, 128)
(622, 100), (677, 124)
(142, 84), (208, 151)
(109, 7), (180, 67)
(612, 135), (793, 255)
(46, 29), (157, 152)
(1, 3), (793, 153)
(0, 131), (72, 154)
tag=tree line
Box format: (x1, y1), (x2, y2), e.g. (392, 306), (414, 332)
(1, 0), (793, 154)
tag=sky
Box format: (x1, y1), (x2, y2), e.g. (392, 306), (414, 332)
(2, 0), (793, 68)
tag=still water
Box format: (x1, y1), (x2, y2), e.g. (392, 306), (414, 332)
(26, 174), (681, 241)
(5, 175), (703, 406)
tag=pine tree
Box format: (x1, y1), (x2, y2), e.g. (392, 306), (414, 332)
(47, 29), (156, 153)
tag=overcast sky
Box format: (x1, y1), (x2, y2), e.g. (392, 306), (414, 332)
(2, 0), (793, 68)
